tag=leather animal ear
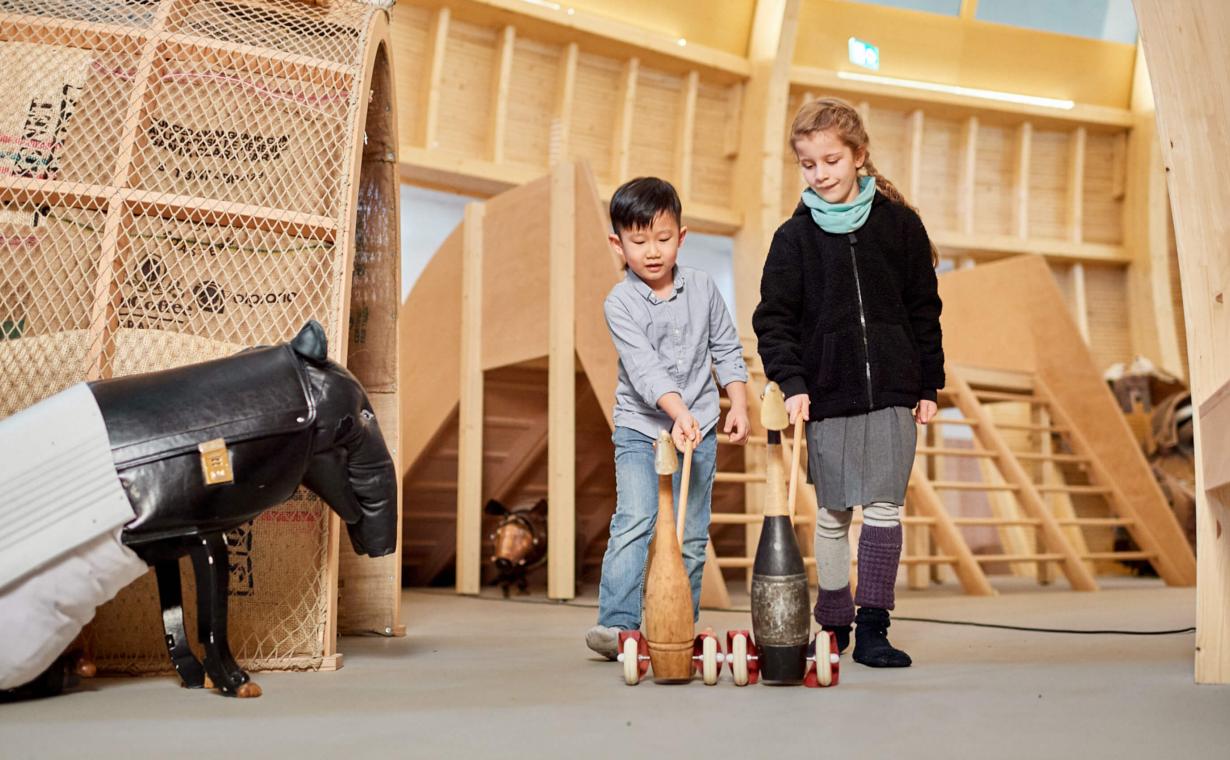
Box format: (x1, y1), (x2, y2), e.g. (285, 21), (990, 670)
(530, 499), (547, 515)
(484, 499), (509, 516)
(291, 320), (329, 363)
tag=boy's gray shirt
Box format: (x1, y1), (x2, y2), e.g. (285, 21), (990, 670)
(604, 265), (748, 439)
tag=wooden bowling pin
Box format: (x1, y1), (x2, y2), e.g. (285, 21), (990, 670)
(751, 382), (811, 685)
(643, 430), (695, 683)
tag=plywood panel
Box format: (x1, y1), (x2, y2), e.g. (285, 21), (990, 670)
(1082, 131), (1125, 244)
(918, 115), (961, 232)
(1084, 264), (1132, 373)
(973, 124), (1014, 238)
(1028, 129), (1070, 240)
(482, 175), (552, 369)
(866, 105), (906, 194)
(570, 52), (622, 185)
(506, 36), (560, 170)
(438, 19), (496, 156)
(1168, 216), (1190, 381)
(627, 66), (682, 183)
(780, 89), (811, 217)
(691, 81), (736, 210)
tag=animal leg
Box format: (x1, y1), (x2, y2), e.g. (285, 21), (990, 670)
(154, 559), (206, 688)
(189, 533), (260, 698)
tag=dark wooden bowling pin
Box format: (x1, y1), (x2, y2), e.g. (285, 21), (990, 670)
(751, 382), (810, 685)
(643, 430), (695, 683)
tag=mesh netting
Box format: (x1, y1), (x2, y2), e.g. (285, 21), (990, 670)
(0, 0), (390, 673)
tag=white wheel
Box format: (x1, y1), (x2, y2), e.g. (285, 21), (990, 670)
(817, 632), (833, 687)
(622, 637), (640, 685)
(702, 636), (719, 685)
(731, 634), (749, 687)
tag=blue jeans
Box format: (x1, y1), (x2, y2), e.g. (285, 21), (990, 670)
(597, 426), (718, 630)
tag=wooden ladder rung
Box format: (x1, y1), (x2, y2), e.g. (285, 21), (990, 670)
(951, 517), (1042, 527)
(1013, 452), (1090, 463)
(1036, 484), (1111, 495)
(929, 481), (1020, 491)
(972, 390), (1047, 404)
(717, 434), (768, 445)
(714, 472), (767, 484)
(1058, 517), (1135, 527)
(1082, 551), (1156, 561)
(929, 417), (979, 426)
(973, 553), (1065, 563)
(849, 556), (959, 566)
(915, 446), (997, 458)
(997, 422), (1069, 433)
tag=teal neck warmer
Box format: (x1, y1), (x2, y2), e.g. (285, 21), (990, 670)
(801, 176), (876, 233)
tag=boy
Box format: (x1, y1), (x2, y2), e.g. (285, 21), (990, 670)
(586, 177), (749, 660)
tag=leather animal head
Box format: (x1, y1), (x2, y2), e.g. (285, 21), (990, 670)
(486, 499), (547, 577)
(294, 321), (398, 558)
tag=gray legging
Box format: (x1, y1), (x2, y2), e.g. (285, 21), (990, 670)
(814, 502), (900, 591)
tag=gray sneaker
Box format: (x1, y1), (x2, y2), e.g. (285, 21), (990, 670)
(586, 625), (622, 661)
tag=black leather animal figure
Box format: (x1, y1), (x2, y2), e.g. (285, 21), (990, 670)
(94, 320), (397, 697)
(485, 498), (547, 597)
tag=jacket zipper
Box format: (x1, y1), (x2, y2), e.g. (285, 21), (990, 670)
(848, 233), (873, 410)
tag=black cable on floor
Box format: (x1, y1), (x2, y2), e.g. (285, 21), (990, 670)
(406, 589), (1195, 636)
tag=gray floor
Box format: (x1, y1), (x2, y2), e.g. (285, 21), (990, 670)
(3, 579), (1229, 759)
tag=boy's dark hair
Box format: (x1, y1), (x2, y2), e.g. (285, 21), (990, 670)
(609, 177), (682, 236)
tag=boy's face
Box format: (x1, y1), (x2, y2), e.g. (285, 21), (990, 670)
(794, 129), (866, 204)
(609, 212), (687, 291)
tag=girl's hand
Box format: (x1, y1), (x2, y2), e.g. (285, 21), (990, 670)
(915, 399), (937, 425)
(724, 406), (750, 445)
(785, 394), (810, 424)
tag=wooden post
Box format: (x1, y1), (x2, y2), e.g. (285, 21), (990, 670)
(1067, 126), (1087, 243)
(611, 58), (639, 184)
(488, 25), (515, 164)
(958, 116), (979, 235)
(550, 42), (578, 165)
(675, 70), (699, 202)
(904, 109), (924, 204)
(1013, 121), (1033, 239)
(548, 163), (576, 600)
(418, 6), (450, 149)
(1069, 262), (1091, 343)
(456, 202), (485, 595)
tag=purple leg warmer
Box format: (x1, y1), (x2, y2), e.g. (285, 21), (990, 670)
(814, 585), (855, 628)
(855, 524), (902, 610)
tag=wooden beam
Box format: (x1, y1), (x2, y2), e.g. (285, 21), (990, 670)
(904, 109), (924, 204)
(1069, 262), (1091, 343)
(723, 82), (743, 159)
(488, 25), (516, 164)
(456, 202), (485, 595)
(550, 42), (578, 165)
(958, 116), (979, 235)
(949, 369), (1098, 591)
(610, 57), (639, 184)
(675, 70), (700, 202)
(1067, 126), (1087, 243)
(1012, 121), (1032, 239)
(419, 6), (450, 149)
(547, 163), (576, 600)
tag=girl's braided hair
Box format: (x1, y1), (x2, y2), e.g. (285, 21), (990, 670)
(790, 96), (938, 266)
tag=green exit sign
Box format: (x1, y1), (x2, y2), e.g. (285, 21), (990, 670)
(848, 37), (880, 71)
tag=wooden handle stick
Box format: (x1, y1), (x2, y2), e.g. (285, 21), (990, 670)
(785, 416), (804, 523)
(675, 436), (694, 544)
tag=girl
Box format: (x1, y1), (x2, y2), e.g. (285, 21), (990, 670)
(752, 97), (944, 668)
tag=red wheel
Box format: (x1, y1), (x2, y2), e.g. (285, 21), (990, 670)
(693, 629), (722, 685)
(803, 631), (840, 688)
(724, 629), (760, 686)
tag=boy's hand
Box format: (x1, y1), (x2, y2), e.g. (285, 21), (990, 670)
(723, 405), (749, 445)
(671, 412), (700, 453)
(914, 399), (937, 425)
(785, 393), (810, 424)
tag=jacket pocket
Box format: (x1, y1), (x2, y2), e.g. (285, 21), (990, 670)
(815, 328), (866, 394)
(869, 323), (921, 395)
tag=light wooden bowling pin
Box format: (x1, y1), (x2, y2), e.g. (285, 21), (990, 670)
(643, 430), (695, 683)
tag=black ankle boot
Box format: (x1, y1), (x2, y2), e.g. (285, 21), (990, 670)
(822, 625), (851, 654)
(853, 607), (911, 668)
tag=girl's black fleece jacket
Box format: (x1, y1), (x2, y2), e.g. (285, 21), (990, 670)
(752, 191), (945, 421)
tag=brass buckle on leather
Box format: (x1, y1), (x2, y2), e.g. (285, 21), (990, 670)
(198, 438), (234, 485)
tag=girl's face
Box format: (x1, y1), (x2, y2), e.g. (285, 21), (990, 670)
(794, 129), (866, 204)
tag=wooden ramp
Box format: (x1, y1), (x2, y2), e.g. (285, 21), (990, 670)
(398, 162), (621, 596)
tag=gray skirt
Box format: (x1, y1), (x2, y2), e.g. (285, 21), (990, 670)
(806, 406), (917, 511)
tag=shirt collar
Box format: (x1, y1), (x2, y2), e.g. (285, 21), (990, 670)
(626, 266), (685, 304)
